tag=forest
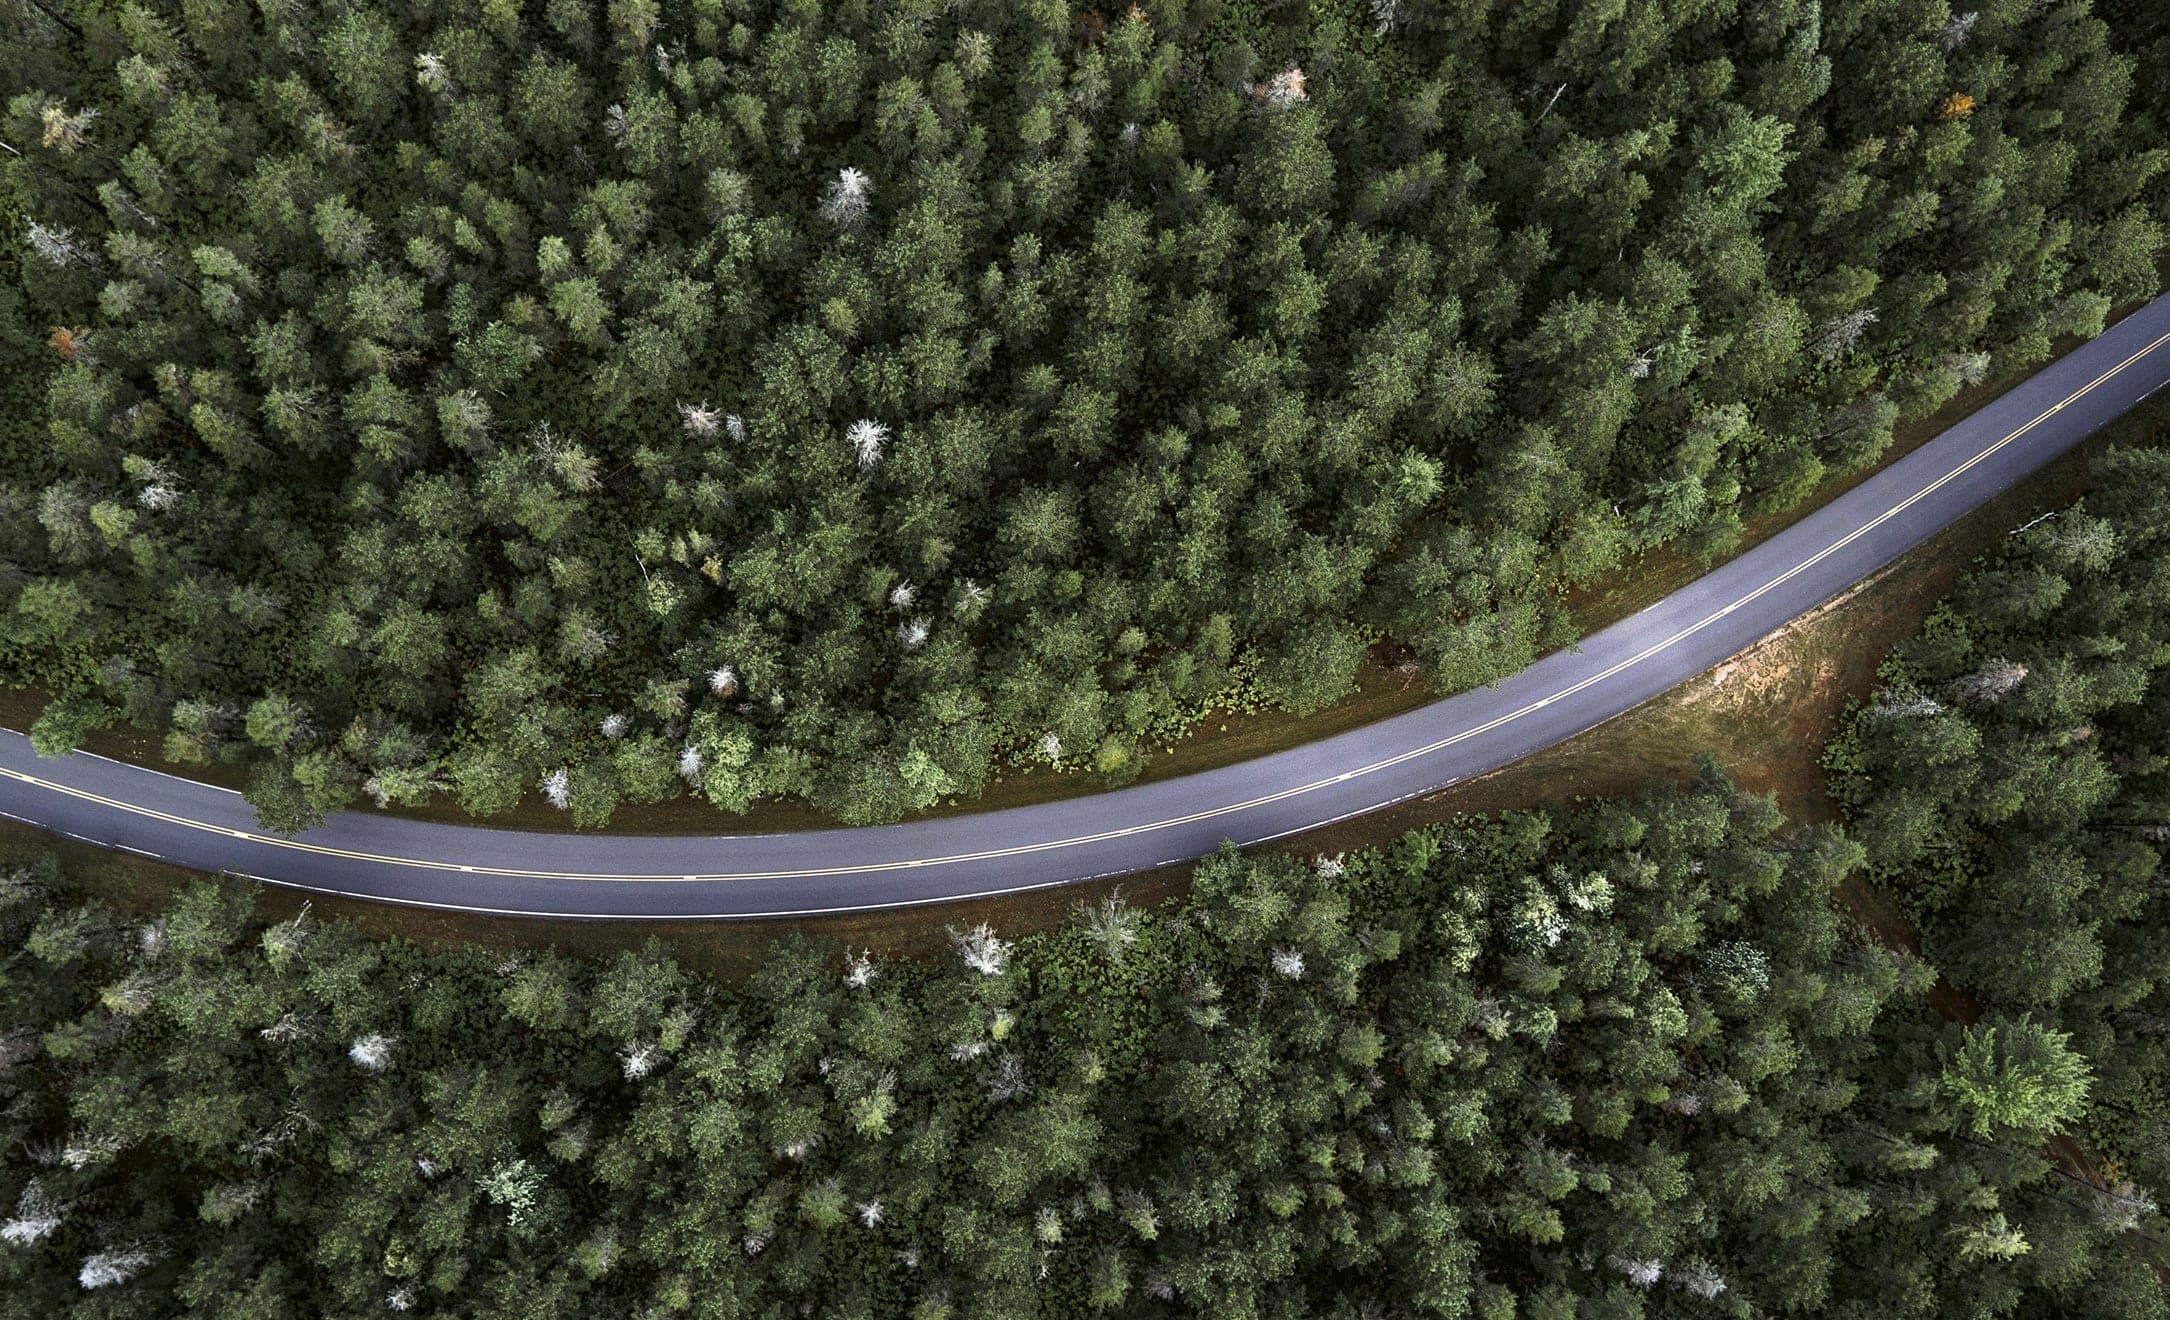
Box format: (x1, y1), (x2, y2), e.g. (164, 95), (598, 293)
(1826, 436), (2170, 1210)
(5, 0), (2166, 829)
(18, 362), (2170, 1317)
(6, 0), (2170, 1312)
(5, 762), (2167, 1317)
(15, 432), (2170, 1312)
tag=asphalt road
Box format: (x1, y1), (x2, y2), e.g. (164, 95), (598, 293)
(6, 294), (2170, 919)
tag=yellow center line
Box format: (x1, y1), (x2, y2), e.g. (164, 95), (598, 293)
(7, 325), (2170, 885)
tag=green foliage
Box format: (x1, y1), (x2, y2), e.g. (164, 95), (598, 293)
(3, 770), (2164, 1312)
(2, 0), (2162, 829)
(24, 697), (108, 758)
(1940, 1015), (2094, 1137)
(1828, 431), (2170, 1196)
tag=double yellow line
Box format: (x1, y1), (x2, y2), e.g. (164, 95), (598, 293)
(6, 323), (2170, 887)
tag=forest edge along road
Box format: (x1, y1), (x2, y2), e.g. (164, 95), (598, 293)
(5, 292), (2170, 919)
(10, 300), (2168, 918)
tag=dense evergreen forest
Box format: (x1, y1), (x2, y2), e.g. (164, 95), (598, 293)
(5, 766), (2166, 1316)
(1827, 431), (2170, 1209)
(5, 0), (2166, 829)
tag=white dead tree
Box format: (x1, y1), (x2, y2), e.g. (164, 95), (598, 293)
(1254, 67), (1308, 108)
(61, 1131), (123, 1169)
(414, 53), (457, 97)
(349, 1033), (397, 1072)
(984, 1052), (1028, 1102)
(27, 220), (92, 267)
(259, 1010), (318, 1046)
(1948, 350), (1992, 388)
(1608, 1255), (1664, 1287)
(954, 580), (992, 616)
(1534, 82), (1568, 125)
(679, 402), (723, 438)
(579, 1224), (621, 1274)
(78, 1244), (155, 1289)
(1672, 1260), (1727, 1299)
(844, 948), (879, 989)
(2091, 1179), (2159, 1233)
(1812, 307), (1879, 361)
(100, 969), (163, 1016)
(950, 923), (1012, 977)
(1869, 688), (1944, 719)
(40, 102), (98, 153)
(126, 457), (182, 513)
(200, 1179), (267, 1224)
(820, 167), (874, 229)
(2, 1179), (66, 1247)
(1951, 658), (2028, 706)
(1080, 892), (1143, 962)
(620, 1040), (663, 1080)
(847, 419), (889, 470)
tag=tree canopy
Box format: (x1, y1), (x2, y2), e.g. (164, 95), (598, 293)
(3, 0), (2163, 828)
(1828, 424), (2170, 1202)
(3, 767), (2164, 1314)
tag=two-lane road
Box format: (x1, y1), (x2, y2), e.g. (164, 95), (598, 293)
(6, 293), (2170, 918)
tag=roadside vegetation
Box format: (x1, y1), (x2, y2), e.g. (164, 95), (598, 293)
(6, 763), (2165, 1316)
(5, 0), (2164, 830)
(1827, 436), (2170, 1201)
(16, 393), (2170, 1318)
(14, 420), (2170, 1311)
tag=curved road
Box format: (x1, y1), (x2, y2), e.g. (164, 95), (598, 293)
(6, 295), (2170, 919)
